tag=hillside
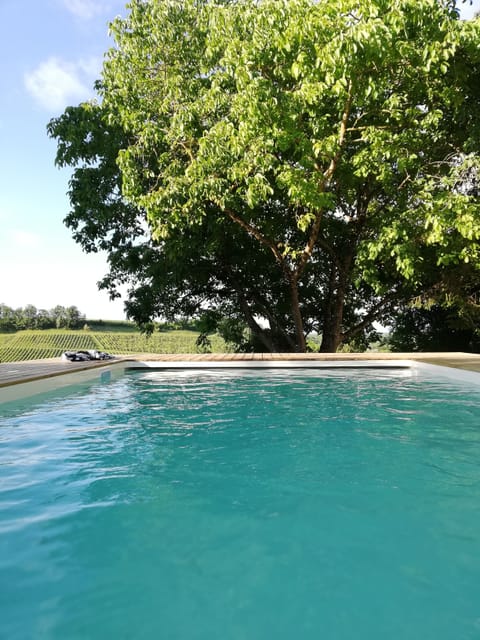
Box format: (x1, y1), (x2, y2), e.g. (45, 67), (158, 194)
(0, 329), (229, 362)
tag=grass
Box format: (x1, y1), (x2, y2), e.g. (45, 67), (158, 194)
(0, 329), (229, 362)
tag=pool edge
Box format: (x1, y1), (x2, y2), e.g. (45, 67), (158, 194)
(2, 354), (480, 403)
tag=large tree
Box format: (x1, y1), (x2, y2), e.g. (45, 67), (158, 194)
(48, 100), (392, 351)
(50, 0), (480, 351)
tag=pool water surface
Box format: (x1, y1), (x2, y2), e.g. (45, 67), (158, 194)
(1, 369), (480, 639)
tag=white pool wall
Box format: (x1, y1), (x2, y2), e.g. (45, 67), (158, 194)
(414, 361), (480, 386)
(127, 359), (414, 369)
(0, 362), (126, 404)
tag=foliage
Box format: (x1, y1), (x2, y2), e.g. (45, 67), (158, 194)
(388, 305), (480, 352)
(49, 0), (480, 352)
(0, 304), (86, 332)
(387, 263), (480, 352)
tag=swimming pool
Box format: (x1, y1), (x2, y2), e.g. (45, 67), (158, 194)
(1, 367), (480, 639)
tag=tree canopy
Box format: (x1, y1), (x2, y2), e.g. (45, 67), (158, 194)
(49, 0), (480, 352)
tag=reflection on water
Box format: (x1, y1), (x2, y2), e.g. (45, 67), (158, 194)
(1, 370), (480, 640)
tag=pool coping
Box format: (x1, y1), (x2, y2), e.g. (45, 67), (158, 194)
(1, 352), (480, 403)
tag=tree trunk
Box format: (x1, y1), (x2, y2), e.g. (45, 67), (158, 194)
(289, 277), (307, 352)
(319, 240), (357, 352)
(319, 325), (342, 352)
(237, 296), (276, 352)
(320, 277), (346, 353)
(320, 302), (344, 352)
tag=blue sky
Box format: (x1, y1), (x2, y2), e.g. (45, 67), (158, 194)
(0, 0), (479, 321)
(0, 0), (127, 320)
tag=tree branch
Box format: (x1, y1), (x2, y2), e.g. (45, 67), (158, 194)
(295, 80), (354, 280)
(224, 207), (286, 267)
(341, 291), (398, 342)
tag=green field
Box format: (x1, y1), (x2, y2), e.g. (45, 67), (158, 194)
(0, 329), (229, 362)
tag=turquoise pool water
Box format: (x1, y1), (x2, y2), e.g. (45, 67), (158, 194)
(1, 368), (480, 640)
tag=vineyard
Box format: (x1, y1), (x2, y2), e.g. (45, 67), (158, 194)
(0, 330), (228, 362)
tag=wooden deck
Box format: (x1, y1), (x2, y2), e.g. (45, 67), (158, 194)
(1, 352), (480, 391)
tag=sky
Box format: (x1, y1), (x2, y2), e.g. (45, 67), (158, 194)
(0, 0), (479, 321)
(0, 0), (128, 320)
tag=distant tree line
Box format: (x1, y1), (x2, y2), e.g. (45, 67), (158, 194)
(0, 304), (86, 332)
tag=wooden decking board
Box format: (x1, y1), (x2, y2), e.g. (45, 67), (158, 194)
(1, 352), (480, 391)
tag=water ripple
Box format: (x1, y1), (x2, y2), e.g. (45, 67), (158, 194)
(1, 369), (479, 639)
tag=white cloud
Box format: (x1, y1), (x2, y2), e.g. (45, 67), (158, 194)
(77, 56), (103, 77)
(24, 56), (101, 111)
(10, 230), (42, 249)
(62, 0), (106, 20)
